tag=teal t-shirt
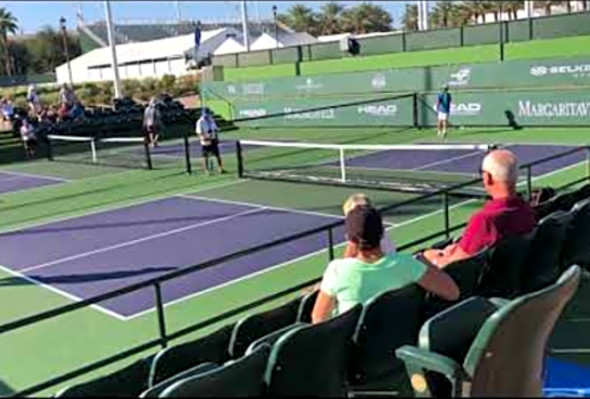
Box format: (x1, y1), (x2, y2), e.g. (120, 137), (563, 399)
(320, 253), (428, 315)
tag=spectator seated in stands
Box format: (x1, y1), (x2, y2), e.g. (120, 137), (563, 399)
(1, 98), (14, 122)
(421, 149), (536, 268)
(312, 206), (459, 324)
(19, 118), (37, 158)
(57, 103), (70, 122)
(342, 193), (396, 256)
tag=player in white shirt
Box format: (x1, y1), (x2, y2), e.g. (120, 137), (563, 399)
(20, 118), (37, 158)
(196, 108), (226, 174)
(143, 97), (162, 148)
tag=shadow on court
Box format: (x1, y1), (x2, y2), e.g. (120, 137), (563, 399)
(0, 266), (177, 287)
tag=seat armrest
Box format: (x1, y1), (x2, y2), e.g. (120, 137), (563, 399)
(245, 322), (307, 355)
(395, 345), (465, 380)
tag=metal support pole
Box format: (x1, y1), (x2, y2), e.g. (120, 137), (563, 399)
(273, 5), (279, 49)
(241, 1), (250, 52)
(60, 18), (74, 86)
(104, 0), (122, 99)
(328, 228), (335, 261)
(236, 141), (244, 178)
(527, 165), (533, 201)
(443, 191), (450, 239)
(154, 283), (168, 348)
(144, 139), (153, 170)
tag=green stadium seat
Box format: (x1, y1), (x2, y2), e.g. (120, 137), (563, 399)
(148, 324), (234, 387)
(348, 284), (425, 396)
(422, 248), (489, 320)
(296, 287), (319, 323)
(477, 234), (532, 298)
(573, 183), (590, 204)
(54, 355), (154, 397)
(159, 344), (271, 398)
(521, 210), (572, 294)
(265, 304), (362, 397)
(140, 363), (218, 398)
(563, 198), (590, 270)
(396, 265), (581, 397)
(228, 295), (303, 359)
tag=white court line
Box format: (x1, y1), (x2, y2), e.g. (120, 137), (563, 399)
(178, 193), (343, 221)
(0, 178), (250, 237)
(410, 150), (483, 172)
(0, 169), (70, 183)
(0, 264), (126, 321)
(18, 207), (265, 274)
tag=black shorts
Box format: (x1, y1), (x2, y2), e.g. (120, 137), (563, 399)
(201, 139), (220, 157)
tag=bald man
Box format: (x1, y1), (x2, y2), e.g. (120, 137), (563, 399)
(422, 149), (536, 268)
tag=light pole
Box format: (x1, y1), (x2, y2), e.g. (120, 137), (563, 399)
(272, 5), (278, 49)
(59, 17), (74, 86)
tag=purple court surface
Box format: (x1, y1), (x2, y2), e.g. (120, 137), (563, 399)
(0, 196), (344, 319)
(344, 144), (586, 178)
(0, 143), (584, 319)
(0, 171), (65, 195)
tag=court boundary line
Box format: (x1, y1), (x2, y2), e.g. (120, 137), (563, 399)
(0, 264), (127, 321)
(126, 158), (587, 320)
(17, 207), (266, 275)
(177, 193), (344, 222)
(0, 178), (249, 236)
(0, 169), (71, 183)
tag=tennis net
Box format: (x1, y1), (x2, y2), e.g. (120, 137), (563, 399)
(46, 134), (153, 170)
(237, 140), (496, 196)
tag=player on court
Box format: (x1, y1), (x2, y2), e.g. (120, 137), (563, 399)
(436, 85), (452, 139)
(143, 97), (162, 148)
(196, 108), (226, 174)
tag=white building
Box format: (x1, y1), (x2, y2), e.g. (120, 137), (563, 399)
(56, 27), (241, 84)
(249, 31), (317, 51)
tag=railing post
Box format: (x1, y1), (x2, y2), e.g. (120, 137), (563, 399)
(154, 283), (168, 349)
(526, 165), (533, 202)
(328, 228), (335, 261)
(183, 133), (192, 175)
(143, 139), (153, 170)
(443, 191), (450, 239)
(236, 141), (244, 178)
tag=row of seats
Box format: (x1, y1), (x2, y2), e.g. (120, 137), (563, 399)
(53, 185), (590, 397)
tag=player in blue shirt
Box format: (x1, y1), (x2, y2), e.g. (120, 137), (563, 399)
(436, 85), (452, 139)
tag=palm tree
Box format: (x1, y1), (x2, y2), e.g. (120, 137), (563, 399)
(277, 4), (318, 35)
(318, 2), (344, 35)
(534, 0), (561, 16)
(429, 1), (456, 28)
(464, 0), (488, 23)
(449, 2), (474, 26)
(401, 4), (419, 31)
(504, 1), (525, 20)
(341, 3), (392, 34)
(0, 7), (18, 76)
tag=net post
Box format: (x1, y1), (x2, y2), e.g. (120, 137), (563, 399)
(443, 191), (450, 239)
(339, 147), (346, 183)
(143, 138), (153, 170)
(183, 133), (192, 175)
(237, 141), (244, 178)
(153, 283), (168, 349)
(526, 165), (533, 202)
(328, 227), (335, 261)
(91, 139), (97, 163)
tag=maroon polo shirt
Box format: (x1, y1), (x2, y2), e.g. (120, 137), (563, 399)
(458, 195), (536, 255)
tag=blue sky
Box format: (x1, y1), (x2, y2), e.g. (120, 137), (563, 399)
(3, 1), (409, 34)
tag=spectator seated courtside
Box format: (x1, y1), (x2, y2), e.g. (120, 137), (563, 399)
(421, 149), (536, 268)
(312, 206), (459, 324)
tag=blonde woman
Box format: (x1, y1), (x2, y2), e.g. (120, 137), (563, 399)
(342, 193), (396, 257)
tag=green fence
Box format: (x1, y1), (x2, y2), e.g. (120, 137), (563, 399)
(204, 56), (590, 102)
(211, 11), (590, 70)
(418, 88), (590, 126)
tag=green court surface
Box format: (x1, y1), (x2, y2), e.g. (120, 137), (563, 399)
(1, 125), (590, 396)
